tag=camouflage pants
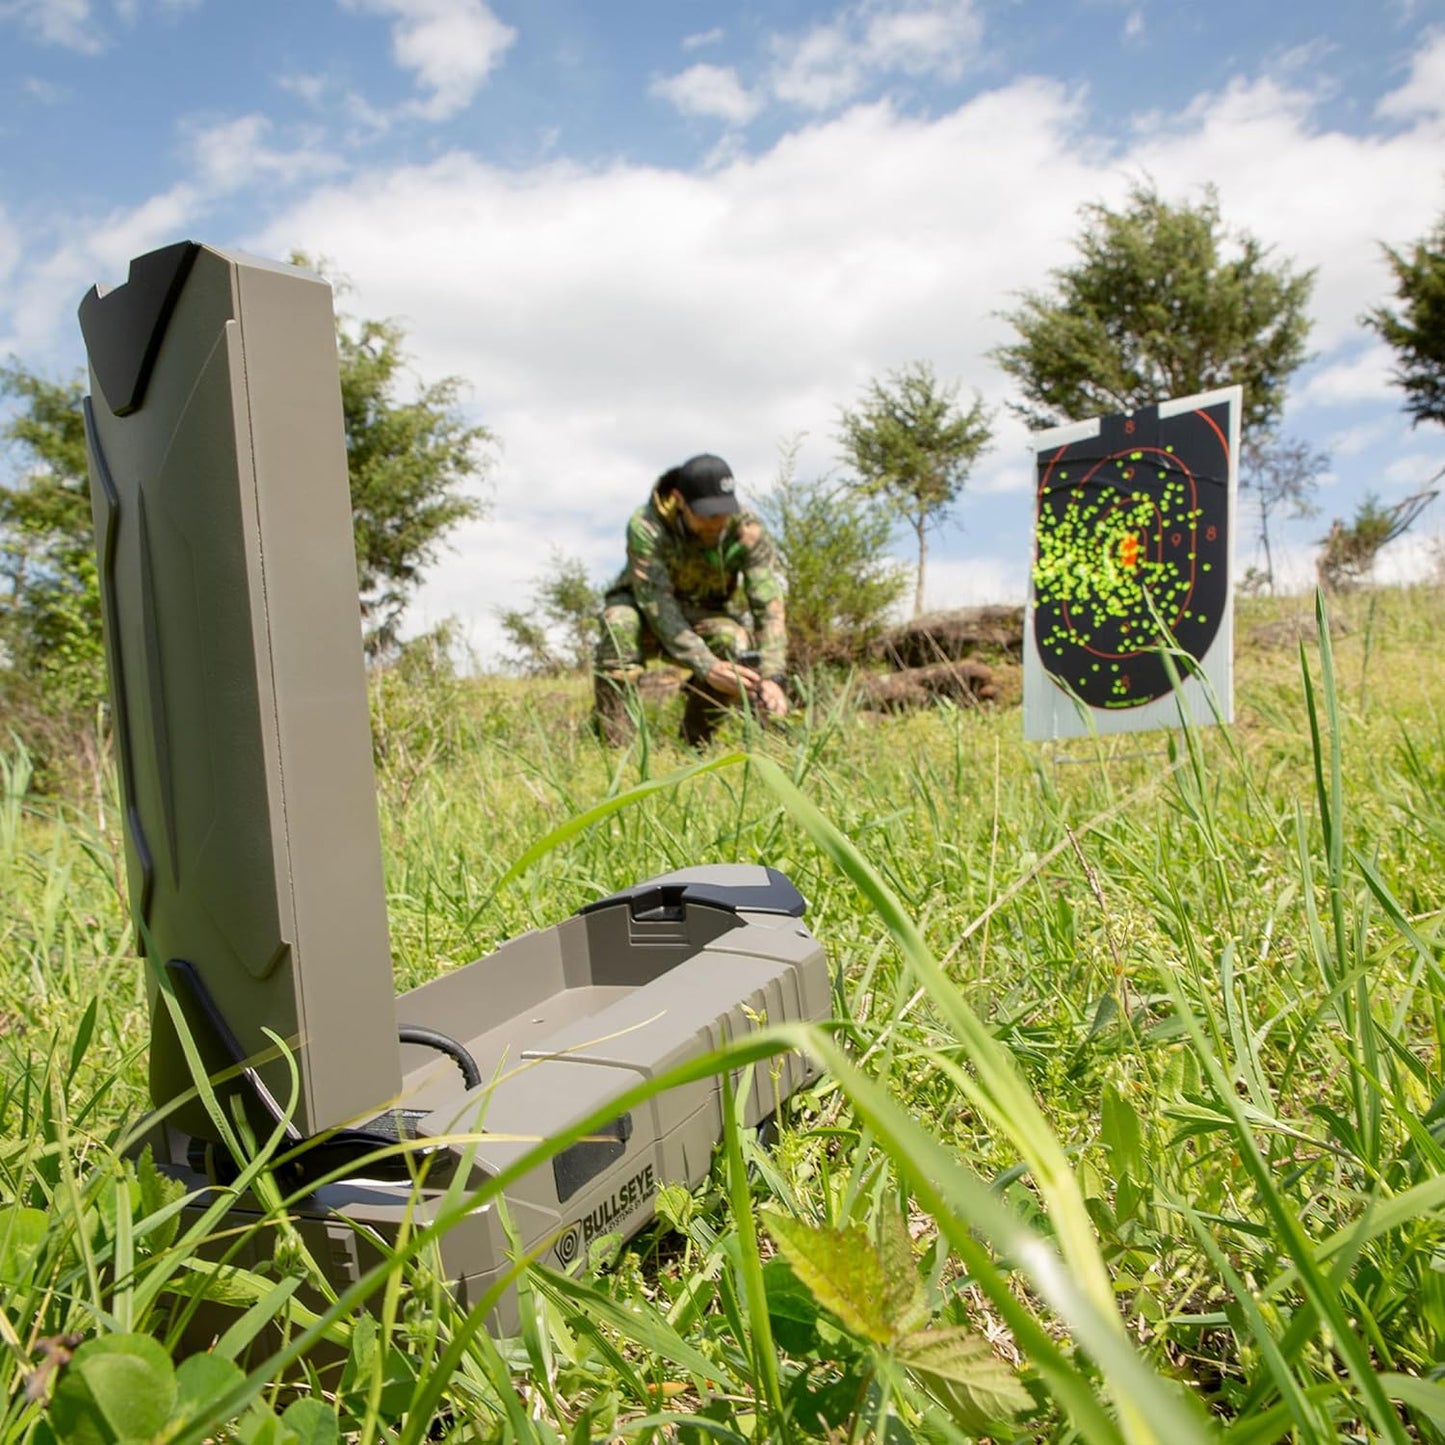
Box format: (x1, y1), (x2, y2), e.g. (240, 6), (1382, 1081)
(593, 597), (753, 746)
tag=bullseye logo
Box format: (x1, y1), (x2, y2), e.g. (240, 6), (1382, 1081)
(554, 1223), (583, 1267)
(553, 1162), (657, 1268)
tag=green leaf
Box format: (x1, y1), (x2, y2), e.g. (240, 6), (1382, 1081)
(338, 1316), (417, 1421)
(1101, 1080), (1144, 1185)
(896, 1326), (1033, 1432)
(234, 1403), (292, 1445)
(759, 1255), (825, 1358)
(0, 1204), (48, 1285)
(278, 1398), (341, 1445)
(49, 1334), (177, 1445)
(654, 1182), (695, 1232)
(134, 1146), (185, 1255)
(1382, 1373), (1445, 1432)
(877, 1210), (929, 1338)
(67, 996), (98, 1080)
(341, 1314), (379, 1388)
(172, 1354), (245, 1425)
(762, 1209), (894, 1345)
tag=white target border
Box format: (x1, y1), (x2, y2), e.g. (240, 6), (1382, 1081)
(1023, 385), (1241, 743)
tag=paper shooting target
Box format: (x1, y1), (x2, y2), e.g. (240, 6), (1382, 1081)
(1023, 387), (1239, 742)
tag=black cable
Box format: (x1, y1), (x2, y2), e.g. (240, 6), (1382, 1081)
(398, 1025), (482, 1091)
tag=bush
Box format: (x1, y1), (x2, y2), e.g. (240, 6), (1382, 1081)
(757, 458), (907, 669)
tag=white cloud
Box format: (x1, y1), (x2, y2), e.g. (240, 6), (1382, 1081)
(0, 0), (101, 53)
(9, 25), (1445, 650)
(923, 554), (1028, 611)
(770, 23), (863, 111)
(20, 76), (68, 104)
(1375, 526), (1445, 586)
(1126, 72), (1445, 351)
(1327, 418), (1395, 457)
(277, 71), (331, 109)
(341, 0), (516, 121)
(1381, 450), (1445, 489)
(187, 115), (342, 195)
(683, 27), (724, 52)
(2, 187), (192, 373)
(241, 83), (1100, 643)
(1122, 8), (1145, 43)
(1294, 345), (1397, 410)
(769, 0), (984, 111)
(214, 39), (1445, 645)
(864, 4), (980, 74)
(1377, 26), (1445, 120)
(651, 63), (761, 126)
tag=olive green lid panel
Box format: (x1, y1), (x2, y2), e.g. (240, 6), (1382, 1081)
(79, 242), (399, 1136)
(228, 250), (400, 1129)
(84, 254), (304, 1135)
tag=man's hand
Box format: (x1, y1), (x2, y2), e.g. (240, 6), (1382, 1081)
(705, 659), (761, 698)
(757, 678), (789, 718)
(704, 659), (789, 720)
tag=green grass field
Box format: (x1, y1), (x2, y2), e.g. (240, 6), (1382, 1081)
(2, 587), (1444, 1443)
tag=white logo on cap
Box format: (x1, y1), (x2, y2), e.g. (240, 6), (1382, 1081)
(719, 476), (735, 494)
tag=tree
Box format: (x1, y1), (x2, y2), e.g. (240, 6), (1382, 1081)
(993, 183), (1314, 440)
(0, 258), (491, 731)
(1316, 476), (1440, 592)
(308, 254), (494, 655)
(755, 444), (908, 668)
(497, 550), (600, 675)
(1365, 209), (1445, 429)
(837, 362), (993, 619)
(0, 364), (104, 713)
(1239, 432), (1328, 593)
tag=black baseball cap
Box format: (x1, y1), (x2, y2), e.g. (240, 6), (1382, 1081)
(669, 453), (739, 517)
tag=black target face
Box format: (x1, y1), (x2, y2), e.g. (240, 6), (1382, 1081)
(1032, 399), (1231, 710)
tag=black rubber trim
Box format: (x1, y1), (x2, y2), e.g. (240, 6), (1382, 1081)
(399, 1025), (482, 1090)
(78, 240), (200, 417)
(164, 960), (301, 1145)
(553, 1114), (632, 1203)
(579, 866), (806, 921)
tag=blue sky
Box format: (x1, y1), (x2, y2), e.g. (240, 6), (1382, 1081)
(2, 0), (1444, 663)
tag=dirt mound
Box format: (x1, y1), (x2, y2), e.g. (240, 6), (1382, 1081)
(871, 605), (1024, 669)
(856, 659), (999, 711)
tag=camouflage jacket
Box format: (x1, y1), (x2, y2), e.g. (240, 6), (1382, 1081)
(606, 489), (787, 681)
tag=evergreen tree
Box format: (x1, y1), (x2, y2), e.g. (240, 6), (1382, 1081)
(756, 444), (908, 666)
(498, 551), (600, 675)
(0, 364), (103, 712)
(0, 258), (492, 736)
(837, 362), (992, 619)
(1365, 208), (1445, 429)
(994, 183), (1314, 439)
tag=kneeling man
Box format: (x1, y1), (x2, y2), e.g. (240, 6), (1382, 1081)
(593, 453), (788, 745)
